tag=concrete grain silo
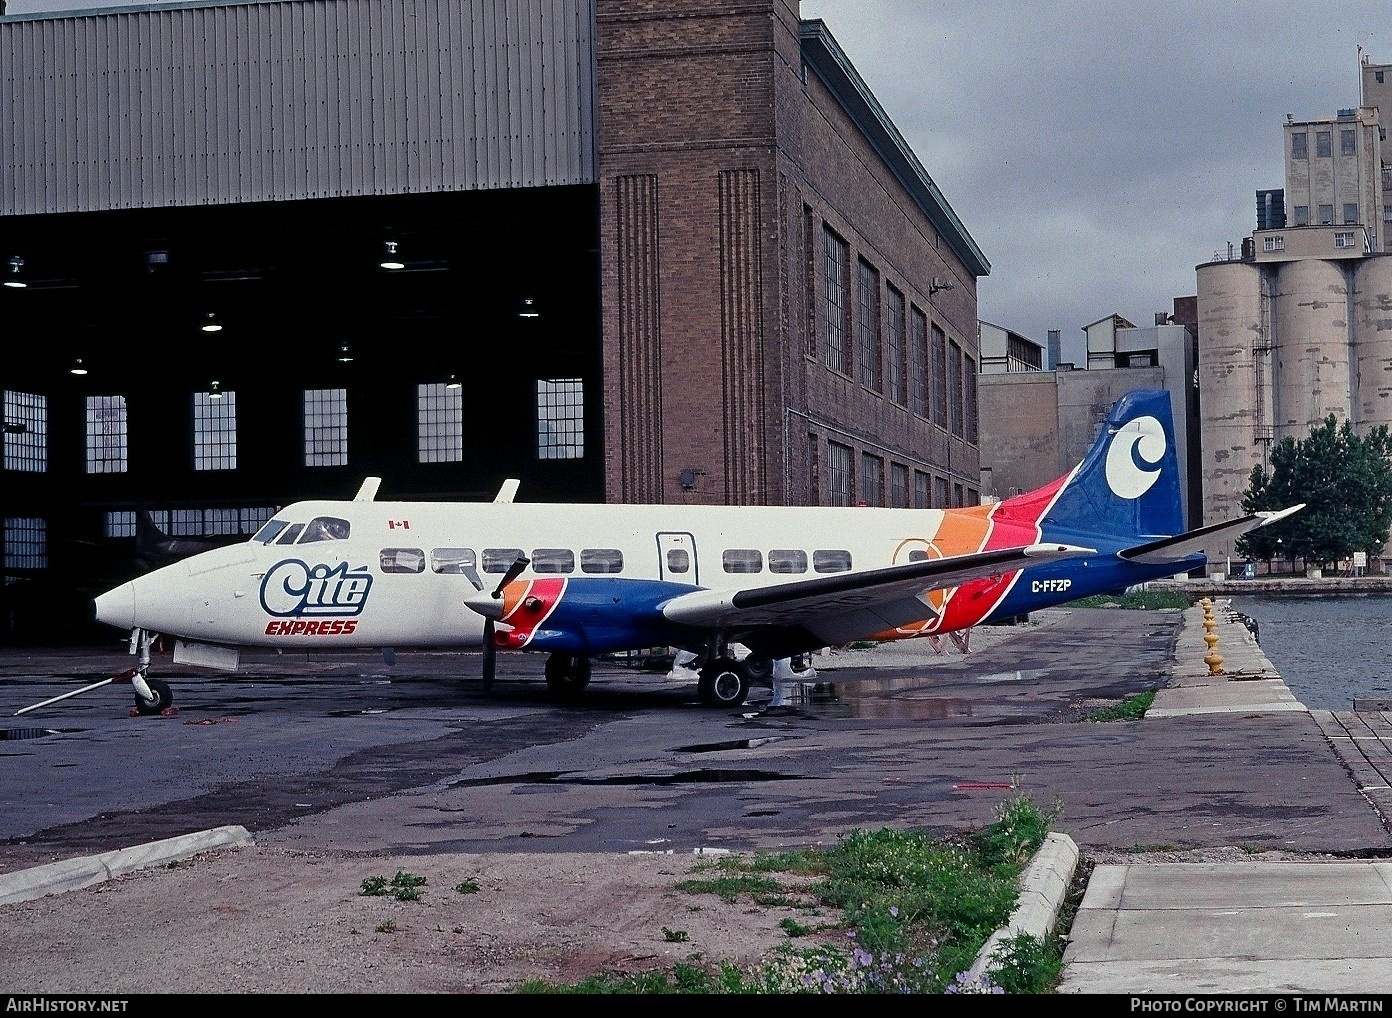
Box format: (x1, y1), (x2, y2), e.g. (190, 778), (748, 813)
(1273, 260), (1352, 438)
(1353, 256), (1392, 428)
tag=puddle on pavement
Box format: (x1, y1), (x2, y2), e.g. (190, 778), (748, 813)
(0, 727), (70, 740)
(449, 769), (801, 787)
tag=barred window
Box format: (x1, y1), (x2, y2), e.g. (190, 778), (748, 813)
(949, 340), (965, 438)
(3, 390), (47, 473)
(965, 356), (978, 445)
(537, 378), (584, 459)
(914, 470), (930, 509)
(193, 390), (237, 471)
(417, 383), (463, 463)
(910, 305), (928, 418)
(304, 388), (348, 467)
(886, 286), (907, 406)
(933, 475), (949, 508)
(86, 395), (128, 474)
(891, 463), (908, 508)
(3, 517), (46, 577)
(823, 227), (850, 374)
(860, 453), (883, 506)
(931, 324), (948, 428)
(828, 440), (853, 507)
(857, 259), (881, 392)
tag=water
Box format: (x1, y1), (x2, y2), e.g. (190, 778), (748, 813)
(1227, 594), (1392, 710)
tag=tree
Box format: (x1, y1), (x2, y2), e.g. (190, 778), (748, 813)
(1237, 414), (1392, 571)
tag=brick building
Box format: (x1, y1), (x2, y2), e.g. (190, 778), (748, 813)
(0, 0), (986, 641)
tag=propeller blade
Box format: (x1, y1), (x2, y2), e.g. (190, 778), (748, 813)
(482, 618), (496, 693)
(492, 556), (530, 599)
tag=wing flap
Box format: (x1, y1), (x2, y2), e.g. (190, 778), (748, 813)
(661, 543), (1093, 631)
(1119, 504), (1304, 565)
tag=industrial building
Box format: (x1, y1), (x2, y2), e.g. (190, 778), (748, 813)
(0, 0), (987, 641)
(1196, 55), (1392, 567)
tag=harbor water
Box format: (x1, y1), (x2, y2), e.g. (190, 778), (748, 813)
(1227, 593), (1392, 711)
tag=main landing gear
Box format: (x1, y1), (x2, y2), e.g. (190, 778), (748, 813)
(544, 653), (591, 697)
(697, 657), (754, 708)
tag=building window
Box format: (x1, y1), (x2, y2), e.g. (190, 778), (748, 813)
(910, 306), (928, 418)
(1263, 235), (1285, 252)
(803, 205), (817, 359)
(953, 482), (964, 508)
(1316, 131), (1331, 158)
(1344, 203), (1359, 225)
(303, 388), (347, 467)
(1294, 205), (1309, 226)
(949, 340), (965, 438)
(931, 324), (947, 428)
(886, 285), (907, 406)
(807, 431), (820, 506)
(85, 395), (127, 474)
(1342, 128), (1356, 156)
(891, 463), (908, 508)
(1335, 231), (1357, 249)
(965, 357), (978, 445)
(860, 452), (883, 506)
(1319, 204), (1334, 225)
(417, 382), (463, 463)
(966, 487), (979, 506)
(193, 390), (237, 471)
(1291, 132), (1307, 159)
(857, 258), (881, 392)
(828, 440), (853, 506)
(823, 226), (850, 375)
(537, 377), (584, 459)
(913, 469), (930, 509)
(3, 391), (46, 473)
(3, 517), (46, 576)
(933, 475), (949, 508)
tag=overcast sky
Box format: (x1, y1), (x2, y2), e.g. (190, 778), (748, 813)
(7, 0), (1388, 354)
(801, 0), (1388, 354)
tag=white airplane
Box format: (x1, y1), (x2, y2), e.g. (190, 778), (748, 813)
(48, 389), (1299, 716)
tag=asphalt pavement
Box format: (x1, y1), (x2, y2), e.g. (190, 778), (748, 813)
(4, 598), (1392, 996)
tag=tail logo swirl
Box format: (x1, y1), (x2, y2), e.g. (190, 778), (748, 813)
(1104, 416), (1166, 499)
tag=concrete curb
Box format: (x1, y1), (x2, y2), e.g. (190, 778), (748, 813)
(0, 825), (253, 906)
(966, 831), (1079, 985)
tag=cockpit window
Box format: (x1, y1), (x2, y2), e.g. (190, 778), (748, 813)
(254, 520), (289, 544)
(276, 523), (305, 545)
(299, 516), (351, 543)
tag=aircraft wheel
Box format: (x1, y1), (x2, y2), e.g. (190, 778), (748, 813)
(134, 678), (173, 716)
(545, 654), (591, 696)
(740, 656), (774, 684)
(698, 660), (749, 708)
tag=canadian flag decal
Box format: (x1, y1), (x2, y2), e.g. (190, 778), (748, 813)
(388, 520), (411, 530)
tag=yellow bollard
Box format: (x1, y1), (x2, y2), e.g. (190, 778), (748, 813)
(1200, 598), (1224, 675)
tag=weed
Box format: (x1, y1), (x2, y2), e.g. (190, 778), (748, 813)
(518, 792), (1069, 994)
(454, 879), (480, 895)
(375, 920), (396, 934)
(1085, 690), (1156, 722)
(1068, 590), (1191, 610)
(661, 927), (689, 943)
(361, 870), (428, 901)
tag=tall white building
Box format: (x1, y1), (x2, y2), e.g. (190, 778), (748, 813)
(1196, 55), (1392, 568)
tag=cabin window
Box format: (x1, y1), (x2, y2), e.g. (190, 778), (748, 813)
(482, 548), (526, 572)
(531, 548), (576, 574)
(908, 549), (930, 562)
(299, 516), (350, 543)
(276, 523), (305, 545)
(723, 549), (764, 574)
(768, 549), (808, 574)
(431, 548), (477, 574)
(380, 547), (426, 574)
(254, 520), (289, 544)
(813, 549), (852, 573)
(580, 548), (624, 573)
(666, 548), (690, 573)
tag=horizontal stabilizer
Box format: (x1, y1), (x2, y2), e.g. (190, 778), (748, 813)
(1118, 504), (1305, 565)
(661, 542), (1094, 631)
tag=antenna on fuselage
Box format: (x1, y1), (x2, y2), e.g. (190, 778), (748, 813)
(493, 479), (520, 503)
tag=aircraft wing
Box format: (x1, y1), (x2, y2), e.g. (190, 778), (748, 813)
(1118, 504), (1305, 565)
(660, 543), (1093, 645)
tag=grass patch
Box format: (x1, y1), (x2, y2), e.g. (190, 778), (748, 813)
(1068, 590), (1192, 611)
(516, 793), (1069, 994)
(1084, 689), (1156, 722)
